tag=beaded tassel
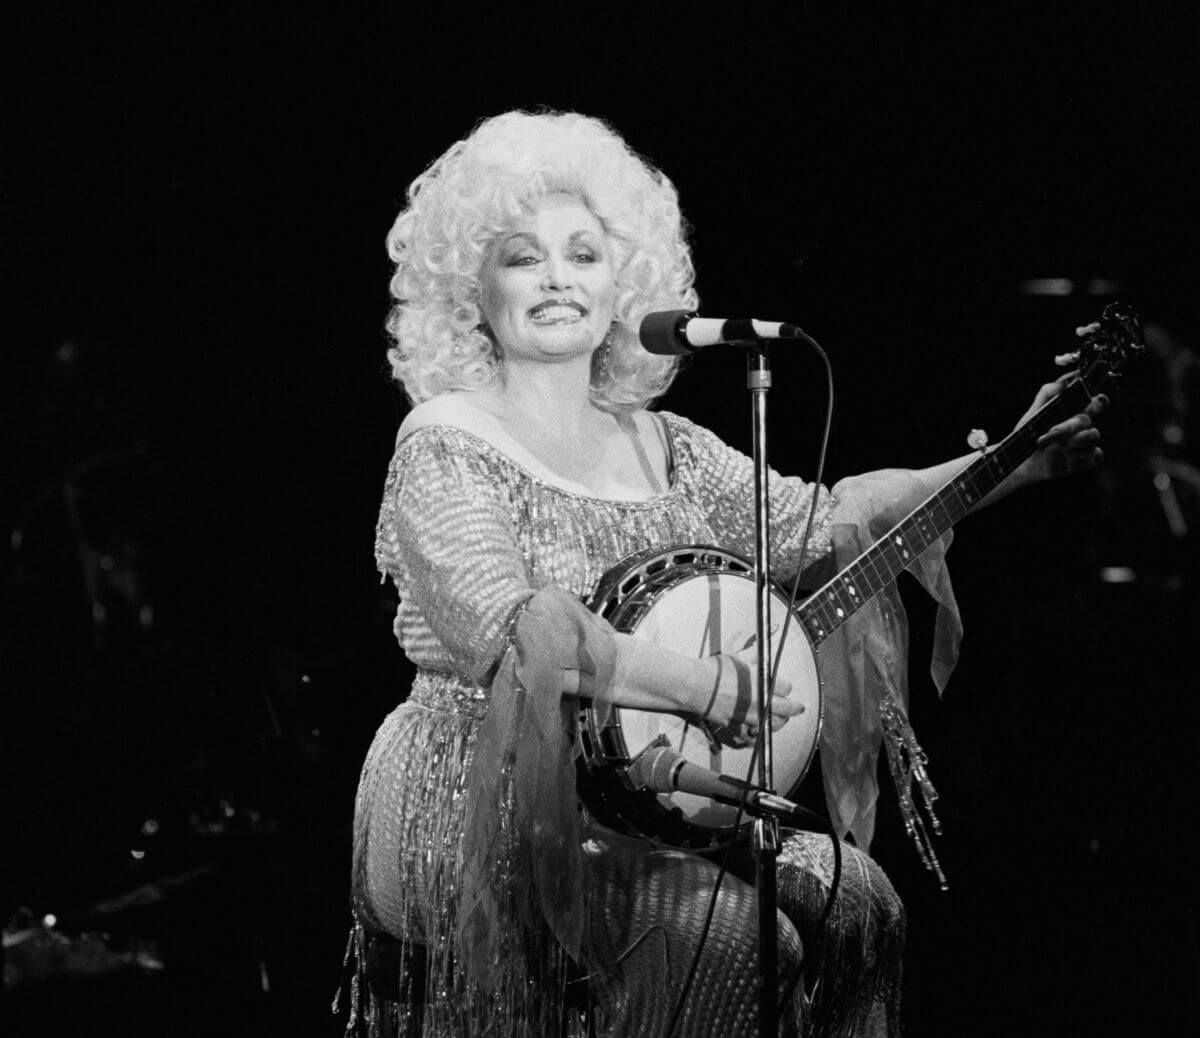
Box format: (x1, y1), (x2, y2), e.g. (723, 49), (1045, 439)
(879, 690), (948, 889)
(330, 920), (367, 1035)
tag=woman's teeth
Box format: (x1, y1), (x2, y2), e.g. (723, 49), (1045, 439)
(530, 305), (584, 324)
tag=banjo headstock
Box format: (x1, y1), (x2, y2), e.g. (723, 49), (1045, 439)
(1070, 301), (1147, 395)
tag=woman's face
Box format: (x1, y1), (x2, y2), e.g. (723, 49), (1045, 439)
(479, 193), (617, 365)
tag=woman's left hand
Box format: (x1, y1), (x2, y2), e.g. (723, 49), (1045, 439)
(1012, 370), (1109, 485)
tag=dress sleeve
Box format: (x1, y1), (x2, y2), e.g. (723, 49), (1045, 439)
(375, 427), (534, 683)
(667, 412), (837, 578)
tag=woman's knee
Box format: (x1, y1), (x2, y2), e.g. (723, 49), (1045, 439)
(842, 844), (906, 943)
(584, 835), (803, 973)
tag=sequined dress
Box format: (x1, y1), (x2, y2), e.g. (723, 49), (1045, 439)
(347, 411), (910, 1037)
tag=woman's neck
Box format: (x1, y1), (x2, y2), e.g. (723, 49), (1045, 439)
(487, 354), (604, 438)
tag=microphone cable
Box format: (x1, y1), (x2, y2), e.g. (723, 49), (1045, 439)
(769, 334), (842, 1019)
(664, 329), (839, 1036)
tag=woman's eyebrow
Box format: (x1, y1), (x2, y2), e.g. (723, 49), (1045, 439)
(497, 231), (538, 250)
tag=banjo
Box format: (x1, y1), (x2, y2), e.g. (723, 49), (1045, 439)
(577, 303), (1145, 851)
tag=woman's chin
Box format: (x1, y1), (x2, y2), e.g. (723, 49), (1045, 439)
(518, 329), (601, 360)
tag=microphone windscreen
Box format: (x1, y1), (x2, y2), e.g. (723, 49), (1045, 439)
(639, 310), (691, 356)
(646, 747), (680, 792)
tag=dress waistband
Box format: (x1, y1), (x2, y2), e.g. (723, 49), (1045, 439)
(408, 670), (489, 721)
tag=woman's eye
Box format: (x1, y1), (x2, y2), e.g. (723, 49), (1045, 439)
(572, 251), (598, 263)
(507, 254), (539, 266)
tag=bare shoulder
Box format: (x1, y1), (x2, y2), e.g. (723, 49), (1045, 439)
(397, 392), (497, 442)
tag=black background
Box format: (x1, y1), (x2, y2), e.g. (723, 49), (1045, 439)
(4, 2), (1200, 1034)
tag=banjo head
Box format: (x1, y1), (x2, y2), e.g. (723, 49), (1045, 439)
(579, 545), (822, 851)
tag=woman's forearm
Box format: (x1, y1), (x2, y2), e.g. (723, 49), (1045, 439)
(605, 631), (714, 716)
(860, 379), (1105, 527)
(913, 452), (1031, 512)
(834, 453), (1030, 532)
(570, 632), (799, 735)
(556, 630), (712, 713)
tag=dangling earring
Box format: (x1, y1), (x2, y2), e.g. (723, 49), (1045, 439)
(598, 331), (613, 379)
(480, 323), (502, 363)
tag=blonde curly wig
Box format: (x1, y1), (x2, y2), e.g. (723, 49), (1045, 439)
(385, 110), (699, 411)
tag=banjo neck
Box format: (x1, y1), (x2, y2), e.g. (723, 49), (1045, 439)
(796, 376), (1094, 649)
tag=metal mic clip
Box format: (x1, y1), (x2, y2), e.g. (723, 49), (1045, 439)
(755, 792), (800, 817)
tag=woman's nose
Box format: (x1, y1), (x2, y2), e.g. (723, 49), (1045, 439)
(541, 254), (575, 291)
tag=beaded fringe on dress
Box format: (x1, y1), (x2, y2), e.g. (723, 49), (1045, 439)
(335, 669), (585, 1036)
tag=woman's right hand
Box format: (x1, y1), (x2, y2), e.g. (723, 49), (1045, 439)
(697, 643), (804, 745)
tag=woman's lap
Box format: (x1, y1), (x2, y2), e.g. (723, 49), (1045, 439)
(582, 825), (808, 1036)
(581, 826), (903, 1037)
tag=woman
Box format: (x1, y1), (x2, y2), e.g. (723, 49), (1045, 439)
(344, 111), (1103, 1037)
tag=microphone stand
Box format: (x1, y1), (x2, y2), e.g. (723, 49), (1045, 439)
(744, 340), (780, 1036)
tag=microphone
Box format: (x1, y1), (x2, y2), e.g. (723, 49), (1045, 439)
(639, 309), (809, 355)
(624, 743), (830, 831)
